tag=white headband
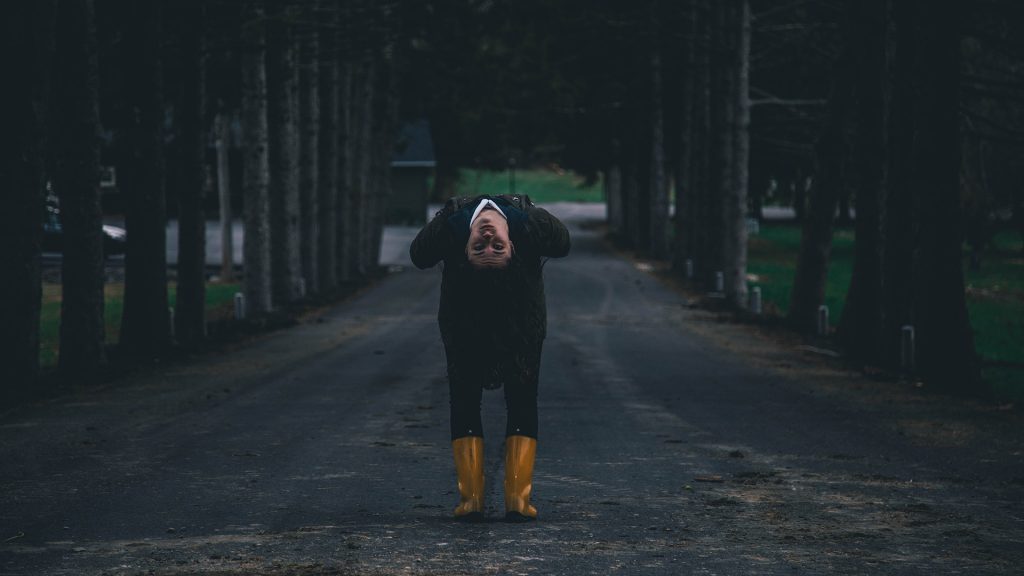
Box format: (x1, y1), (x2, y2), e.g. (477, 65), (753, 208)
(469, 198), (507, 227)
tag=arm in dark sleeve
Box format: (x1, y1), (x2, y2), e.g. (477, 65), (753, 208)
(524, 205), (570, 258)
(409, 204), (457, 269)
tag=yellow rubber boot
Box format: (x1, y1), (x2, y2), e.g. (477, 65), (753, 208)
(452, 436), (485, 521)
(504, 435), (538, 522)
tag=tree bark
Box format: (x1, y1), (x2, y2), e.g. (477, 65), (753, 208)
(338, 54), (356, 283)
(427, 116), (460, 203)
(836, 188), (853, 225)
(705, 0), (733, 289)
(216, 113), (234, 282)
(354, 60), (377, 277)
(605, 154), (624, 237)
(908, 0), (979, 393)
(649, 48), (670, 260)
(241, 2), (273, 315)
(268, 6), (303, 303)
(620, 152), (638, 249)
(317, 2), (339, 293)
(724, 0), (750, 307)
(792, 171), (806, 223)
(299, 1), (320, 295)
(789, 15), (855, 333)
(673, 0), (698, 273)
(627, 57), (651, 254)
(369, 47), (400, 272)
(880, 0), (916, 369)
(2, 1), (55, 401)
(120, 0), (170, 359)
(175, 0), (208, 348)
(839, 0), (887, 362)
(54, 0), (107, 379)
(691, 0), (712, 281)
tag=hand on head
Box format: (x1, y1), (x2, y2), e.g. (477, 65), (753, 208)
(466, 207), (513, 269)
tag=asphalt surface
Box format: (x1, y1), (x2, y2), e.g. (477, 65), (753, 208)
(3, 203), (1023, 575)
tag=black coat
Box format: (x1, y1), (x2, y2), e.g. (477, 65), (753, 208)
(409, 194), (570, 388)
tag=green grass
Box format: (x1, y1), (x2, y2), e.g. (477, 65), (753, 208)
(454, 168), (603, 203)
(965, 229), (1024, 401)
(747, 225), (1024, 401)
(746, 225), (855, 319)
(40, 281), (242, 368)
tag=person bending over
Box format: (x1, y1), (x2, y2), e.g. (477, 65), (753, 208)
(410, 194), (570, 522)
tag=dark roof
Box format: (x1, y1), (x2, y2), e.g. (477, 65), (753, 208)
(391, 120), (436, 167)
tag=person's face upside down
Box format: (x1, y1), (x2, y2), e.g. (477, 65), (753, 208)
(466, 207), (512, 269)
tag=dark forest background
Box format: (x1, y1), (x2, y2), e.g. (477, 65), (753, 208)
(4, 0), (1024, 406)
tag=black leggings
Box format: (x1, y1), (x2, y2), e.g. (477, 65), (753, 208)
(447, 343), (541, 440)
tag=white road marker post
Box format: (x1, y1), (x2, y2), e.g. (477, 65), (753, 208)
(817, 305), (829, 336)
(234, 292), (246, 321)
(901, 325), (916, 375)
(750, 287), (762, 316)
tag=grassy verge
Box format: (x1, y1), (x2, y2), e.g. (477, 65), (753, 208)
(747, 224), (1024, 402)
(40, 281), (242, 368)
(454, 167), (603, 203)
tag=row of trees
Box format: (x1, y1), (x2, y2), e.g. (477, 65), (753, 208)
(583, 0), (995, 395)
(6, 0), (1021, 404)
(3, 0), (400, 405)
(407, 0), (999, 396)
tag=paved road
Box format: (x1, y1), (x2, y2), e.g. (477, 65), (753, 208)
(3, 204), (1023, 575)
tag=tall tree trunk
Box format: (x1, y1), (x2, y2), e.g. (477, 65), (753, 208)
(792, 170), (807, 223)
(836, 188), (853, 225)
(691, 0), (712, 280)
(317, 2), (339, 293)
(338, 57), (356, 283)
(120, 0), (170, 359)
(216, 113), (234, 282)
(789, 17), (855, 333)
(54, 0), (107, 379)
(839, 0), (887, 363)
(628, 59), (652, 254)
(299, 1), (320, 295)
(724, 0), (750, 307)
(241, 2), (272, 315)
(909, 0), (979, 393)
(674, 0), (698, 272)
(880, 0), (916, 369)
(175, 0), (208, 348)
(705, 0), (733, 289)
(649, 48), (669, 260)
(369, 48), (399, 271)
(620, 153), (638, 249)
(426, 106), (460, 202)
(605, 154), (624, 237)
(268, 6), (302, 302)
(2, 1), (56, 402)
(365, 62), (384, 273)
(354, 60), (377, 277)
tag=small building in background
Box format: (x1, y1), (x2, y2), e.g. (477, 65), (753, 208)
(388, 120), (435, 225)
